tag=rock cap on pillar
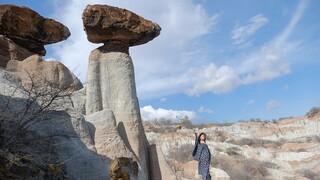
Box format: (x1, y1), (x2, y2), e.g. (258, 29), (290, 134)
(0, 4), (71, 55)
(82, 4), (161, 47)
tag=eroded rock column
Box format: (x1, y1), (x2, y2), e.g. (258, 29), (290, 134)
(82, 4), (161, 179)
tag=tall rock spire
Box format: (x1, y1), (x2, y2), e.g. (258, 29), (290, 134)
(82, 4), (161, 179)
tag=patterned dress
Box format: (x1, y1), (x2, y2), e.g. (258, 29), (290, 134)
(198, 143), (211, 180)
(192, 136), (211, 180)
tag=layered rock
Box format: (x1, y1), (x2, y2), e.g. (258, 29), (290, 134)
(0, 4), (70, 68)
(0, 35), (33, 68)
(83, 4), (161, 179)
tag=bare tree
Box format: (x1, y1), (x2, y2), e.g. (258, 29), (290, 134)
(0, 69), (80, 179)
(0, 70), (77, 148)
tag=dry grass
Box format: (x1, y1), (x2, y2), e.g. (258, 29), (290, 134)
(166, 144), (194, 164)
(298, 169), (320, 180)
(212, 154), (279, 180)
(227, 138), (285, 148)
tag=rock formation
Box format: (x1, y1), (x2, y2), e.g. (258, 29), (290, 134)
(0, 5), (70, 67)
(6, 55), (83, 91)
(0, 35), (33, 68)
(109, 157), (139, 180)
(82, 4), (161, 179)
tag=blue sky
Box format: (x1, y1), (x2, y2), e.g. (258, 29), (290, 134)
(3, 0), (320, 124)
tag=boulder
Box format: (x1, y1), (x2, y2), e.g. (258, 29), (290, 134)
(109, 157), (139, 180)
(82, 4), (161, 46)
(0, 5), (70, 55)
(6, 55), (83, 91)
(0, 35), (34, 68)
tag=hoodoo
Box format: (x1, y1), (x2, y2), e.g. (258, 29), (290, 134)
(82, 4), (161, 179)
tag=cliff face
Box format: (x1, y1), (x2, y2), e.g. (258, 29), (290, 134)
(144, 111), (320, 179)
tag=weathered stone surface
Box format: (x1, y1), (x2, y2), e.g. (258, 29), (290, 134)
(149, 144), (177, 180)
(0, 35), (34, 68)
(85, 46), (150, 179)
(6, 55), (83, 91)
(0, 69), (108, 179)
(82, 4), (161, 46)
(109, 157), (139, 180)
(85, 110), (137, 160)
(86, 46), (149, 175)
(83, 5), (162, 179)
(0, 5), (70, 55)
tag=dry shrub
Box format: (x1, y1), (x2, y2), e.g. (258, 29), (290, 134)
(306, 106), (320, 118)
(167, 144), (194, 164)
(227, 138), (285, 148)
(226, 147), (242, 156)
(306, 135), (320, 143)
(212, 154), (279, 180)
(298, 169), (320, 179)
(210, 130), (229, 142)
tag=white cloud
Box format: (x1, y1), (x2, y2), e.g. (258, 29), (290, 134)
(186, 63), (241, 96)
(50, 0), (219, 99)
(266, 100), (280, 111)
(239, 1), (307, 84)
(199, 106), (213, 114)
(231, 14), (269, 47)
(246, 100), (255, 105)
(49, 0), (307, 99)
(140, 105), (196, 121)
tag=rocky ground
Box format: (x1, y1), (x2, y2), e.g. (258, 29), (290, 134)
(144, 108), (320, 180)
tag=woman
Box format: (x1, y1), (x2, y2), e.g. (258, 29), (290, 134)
(192, 132), (211, 180)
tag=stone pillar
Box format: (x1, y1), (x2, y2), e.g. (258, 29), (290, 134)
(82, 4), (161, 179)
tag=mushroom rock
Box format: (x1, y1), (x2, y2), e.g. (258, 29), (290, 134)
(82, 4), (161, 179)
(0, 5), (70, 55)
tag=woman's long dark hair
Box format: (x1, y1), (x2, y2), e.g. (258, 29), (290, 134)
(198, 132), (206, 143)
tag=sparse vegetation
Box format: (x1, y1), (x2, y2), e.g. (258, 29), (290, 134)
(143, 115), (195, 133)
(306, 106), (320, 118)
(0, 72), (76, 178)
(212, 154), (279, 179)
(298, 169), (320, 180)
(227, 138), (286, 148)
(166, 144), (194, 164)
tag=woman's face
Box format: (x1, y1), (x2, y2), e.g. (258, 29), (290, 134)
(200, 134), (206, 141)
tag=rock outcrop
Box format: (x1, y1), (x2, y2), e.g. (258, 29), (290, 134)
(0, 4), (70, 67)
(0, 35), (33, 68)
(6, 55), (83, 91)
(83, 4), (161, 179)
